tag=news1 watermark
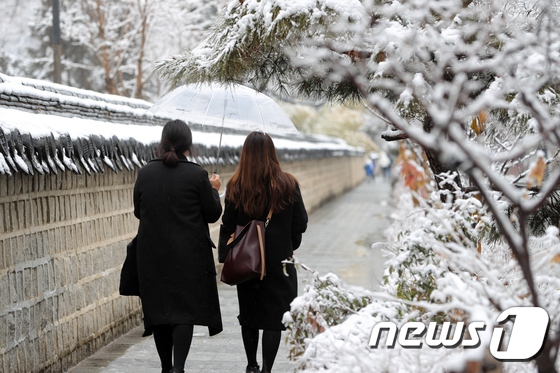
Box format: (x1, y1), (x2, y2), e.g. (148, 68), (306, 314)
(369, 307), (550, 361)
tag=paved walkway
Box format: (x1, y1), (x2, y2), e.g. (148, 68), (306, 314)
(68, 180), (393, 373)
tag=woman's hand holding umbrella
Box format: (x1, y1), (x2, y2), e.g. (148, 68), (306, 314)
(210, 172), (222, 191)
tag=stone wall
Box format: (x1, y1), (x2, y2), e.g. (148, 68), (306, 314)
(0, 170), (141, 372)
(0, 154), (365, 373)
(283, 157), (365, 210)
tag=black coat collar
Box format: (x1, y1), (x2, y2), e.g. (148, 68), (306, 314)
(150, 154), (199, 167)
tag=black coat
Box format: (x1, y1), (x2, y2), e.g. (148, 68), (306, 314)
(133, 157), (223, 336)
(220, 185), (308, 330)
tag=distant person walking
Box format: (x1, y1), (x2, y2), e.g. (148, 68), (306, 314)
(378, 151), (392, 181)
(133, 119), (223, 373)
(219, 132), (308, 373)
(364, 157), (375, 182)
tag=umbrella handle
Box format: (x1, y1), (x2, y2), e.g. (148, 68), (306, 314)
(214, 97), (227, 173)
(214, 130), (222, 174)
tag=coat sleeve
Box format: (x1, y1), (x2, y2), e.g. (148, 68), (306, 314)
(133, 171), (142, 220)
(197, 169), (223, 224)
(291, 184), (308, 250)
(221, 198), (238, 231)
(218, 198), (238, 263)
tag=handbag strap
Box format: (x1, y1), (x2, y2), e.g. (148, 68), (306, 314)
(265, 207), (273, 227)
(228, 207), (274, 249)
(228, 223), (252, 248)
(256, 224), (266, 280)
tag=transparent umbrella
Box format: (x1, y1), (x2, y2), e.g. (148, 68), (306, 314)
(148, 83), (299, 172)
(148, 83), (299, 135)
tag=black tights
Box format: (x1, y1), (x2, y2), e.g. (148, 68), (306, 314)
(242, 325), (281, 373)
(153, 324), (194, 372)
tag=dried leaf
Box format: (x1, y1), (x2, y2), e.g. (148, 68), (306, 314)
(526, 156), (546, 189)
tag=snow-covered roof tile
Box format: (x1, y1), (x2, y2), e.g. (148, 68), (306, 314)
(0, 74), (361, 176)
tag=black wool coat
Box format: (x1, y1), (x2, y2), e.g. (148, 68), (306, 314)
(133, 157), (223, 336)
(220, 185), (308, 330)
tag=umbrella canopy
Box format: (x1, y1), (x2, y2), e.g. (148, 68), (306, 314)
(148, 83), (299, 136)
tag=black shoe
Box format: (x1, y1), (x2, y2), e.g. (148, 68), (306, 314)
(246, 365), (260, 373)
(161, 368), (172, 373)
(171, 369), (184, 373)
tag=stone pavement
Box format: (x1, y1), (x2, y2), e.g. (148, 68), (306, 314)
(68, 179), (393, 373)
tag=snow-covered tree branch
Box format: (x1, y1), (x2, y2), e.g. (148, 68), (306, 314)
(156, 0), (560, 371)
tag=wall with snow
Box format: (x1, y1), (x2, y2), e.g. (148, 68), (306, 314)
(0, 74), (364, 372)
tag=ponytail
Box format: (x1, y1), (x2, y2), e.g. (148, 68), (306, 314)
(158, 138), (180, 166)
(156, 120), (193, 167)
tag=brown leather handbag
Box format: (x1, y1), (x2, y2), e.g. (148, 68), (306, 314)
(220, 209), (272, 286)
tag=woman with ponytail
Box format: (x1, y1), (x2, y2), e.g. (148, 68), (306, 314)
(219, 131), (308, 373)
(133, 119), (223, 373)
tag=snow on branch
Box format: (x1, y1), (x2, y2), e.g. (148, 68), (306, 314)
(156, 0), (560, 370)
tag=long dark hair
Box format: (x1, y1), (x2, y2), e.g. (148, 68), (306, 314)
(226, 131), (299, 217)
(156, 119), (193, 167)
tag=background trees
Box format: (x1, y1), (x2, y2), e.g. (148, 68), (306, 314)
(3, 0), (559, 370)
(0, 0), (381, 148)
(156, 0), (560, 371)
(0, 0), (228, 101)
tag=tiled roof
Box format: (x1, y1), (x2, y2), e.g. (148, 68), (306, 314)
(0, 74), (361, 176)
(0, 74), (162, 175)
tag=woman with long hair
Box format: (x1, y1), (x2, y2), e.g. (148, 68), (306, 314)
(133, 119), (223, 373)
(220, 131), (308, 373)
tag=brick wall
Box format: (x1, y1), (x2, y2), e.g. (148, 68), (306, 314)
(0, 155), (364, 373)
